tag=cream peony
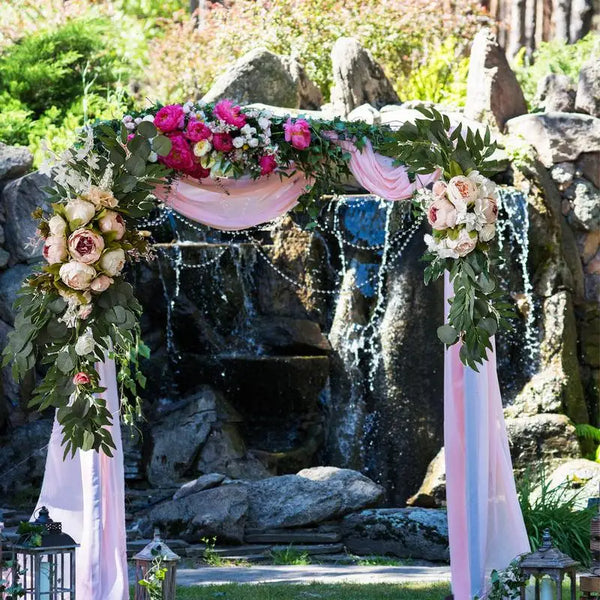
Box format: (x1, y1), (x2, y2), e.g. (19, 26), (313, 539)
(193, 139), (212, 157)
(447, 228), (478, 257)
(68, 228), (105, 264)
(480, 197), (498, 223)
(427, 198), (457, 230)
(90, 274), (114, 293)
(432, 181), (448, 198)
(75, 329), (95, 356)
(48, 215), (67, 236)
(479, 224), (496, 242)
(83, 186), (118, 208)
(64, 199), (96, 227)
(43, 235), (68, 264)
(98, 211), (126, 241)
(447, 176), (479, 208)
(99, 248), (126, 276)
(59, 261), (96, 290)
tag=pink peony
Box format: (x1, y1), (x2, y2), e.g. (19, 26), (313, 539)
(185, 119), (212, 142)
(212, 132), (234, 152)
(259, 154), (277, 175)
(73, 372), (91, 385)
(432, 181), (448, 198)
(98, 211), (126, 241)
(427, 198), (457, 230)
(160, 134), (195, 172)
(68, 229), (105, 264)
(447, 229), (478, 257)
(59, 261), (96, 290)
(78, 304), (93, 319)
(213, 99), (247, 128)
(186, 162), (211, 180)
(43, 235), (68, 264)
(90, 274), (114, 293)
(283, 118), (311, 150)
(153, 104), (185, 133)
(482, 197), (498, 223)
(447, 175), (478, 208)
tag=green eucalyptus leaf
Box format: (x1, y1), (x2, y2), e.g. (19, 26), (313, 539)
(137, 121), (157, 138)
(153, 135), (172, 157)
(437, 324), (459, 345)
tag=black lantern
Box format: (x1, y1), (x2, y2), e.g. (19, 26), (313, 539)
(11, 506), (78, 599)
(134, 529), (180, 600)
(519, 529), (578, 600)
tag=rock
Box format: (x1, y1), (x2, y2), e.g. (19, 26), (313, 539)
(0, 319), (19, 408)
(0, 143), (33, 181)
(505, 414), (581, 473)
(146, 483), (249, 543)
(0, 249), (9, 269)
(147, 388), (219, 486)
(246, 467), (383, 529)
(535, 73), (576, 113)
(550, 162), (576, 187)
(1, 172), (51, 263)
(570, 0), (594, 41)
(251, 316), (331, 354)
(505, 113), (600, 167)
(407, 448), (446, 508)
(465, 28), (527, 130)
(577, 152), (600, 188)
(346, 103), (381, 125)
(330, 38), (399, 116)
(545, 459), (600, 509)
(576, 59), (600, 118)
(202, 48), (321, 109)
(564, 177), (600, 231)
(172, 473), (226, 501)
(578, 302), (600, 367)
(0, 264), (36, 324)
(341, 508), (449, 561)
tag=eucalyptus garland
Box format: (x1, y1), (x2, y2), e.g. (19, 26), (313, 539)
(2, 101), (513, 453)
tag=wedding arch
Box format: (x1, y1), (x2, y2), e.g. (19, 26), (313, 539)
(3, 100), (530, 600)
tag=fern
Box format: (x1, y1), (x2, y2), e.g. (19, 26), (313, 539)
(575, 424), (600, 443)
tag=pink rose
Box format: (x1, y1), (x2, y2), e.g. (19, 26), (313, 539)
(185, 162), (211, 179)
(213, 99), (247, 128)
(59, 261), (96, 290)
(447, 176), (478, 208)
(90, 274), (114, 293)
(259, 155), (277, 175)
(78, 304), (93, 319)
(43, 235), (68, 264)
(185, 119), (212, 142)
(153, 104), (185, 133)
(68, 229), (105, 264)
(432, 181), (448, 197)
(98, 211), (126, 241)
(160, 134), (195, 171)
(73, 372), (91, 385)
(212, 132), (234, 152)
(427, 198), (457, 230)
(283, 118), (311, 150)
(447, 229), (478, 257)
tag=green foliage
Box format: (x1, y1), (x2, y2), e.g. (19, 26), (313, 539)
(137, 555), (168, 600)
(513, 33), (600, 108)
(16, 522), (45, 548)
(518, 466), (594, 566)
(201, 537), (224, 566)
(270, 545), (311, 566)
(575, 424), (600, 462)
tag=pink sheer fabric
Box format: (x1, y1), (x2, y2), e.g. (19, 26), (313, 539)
(35, 359), (128, 600)
(444, 275), (529, 599)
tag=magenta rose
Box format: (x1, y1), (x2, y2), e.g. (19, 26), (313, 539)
(160, 134), (195, 171)
(283, 118), (311, 150)
(154, 104), (185, 132)
(259, 155), (277, 176)
(427, 198), (457, 230)
(212, 132), (234, 152)
(68, 229), (105, 264)
(185, 119), (212, 142)
(213, 99), (246, 128)
(73, 372), (91, 385)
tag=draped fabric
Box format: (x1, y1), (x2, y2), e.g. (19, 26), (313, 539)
(444, 275), (530, 599)
(35, 359), (128, 600)
(36, 140), (526, 600)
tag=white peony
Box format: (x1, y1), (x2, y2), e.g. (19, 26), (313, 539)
(75, 329), (95, 356)
(64, 199), (96, 227)
(48, 215), (67, 236)
(248, 138), (259, 148)
(258, 116), (271, 130)
(59, 261), (96, 290)
(232, 137), (245, 149)
(99, 248), (126, 276)
(480, 224), (496, 242)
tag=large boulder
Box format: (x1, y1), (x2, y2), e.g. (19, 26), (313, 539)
(246, 467), (383, 529)
(544, 459), (600, 509)
(407, 448), (446, 508)
(172, 473), (226, 501)
(465, 28), (527, 130)
(0, 264), (36, 325)
(535, 73), (576, 113)
(0, 143), (33, 181)
(341, 508), (449, 561)
(505, 113), (600, 167)
(202, 48), (322, 109)
(564, 177), (600, 231)
(1, 172), (51, 264)
(330, 38), (399, 116)
(576, 59), (600, 118)
(146, 483), (249, 543)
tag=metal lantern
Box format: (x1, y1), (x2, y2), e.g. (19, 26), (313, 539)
(11, 506), (78, 599)
(580, 488), (600, 599)
(519, 529), (578, 600)
(134, 529), (180, 600)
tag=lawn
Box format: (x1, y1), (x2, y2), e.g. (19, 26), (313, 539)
(166, 583), (452, 599)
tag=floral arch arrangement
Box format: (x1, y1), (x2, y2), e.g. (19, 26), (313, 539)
(2, 100), (512, 454)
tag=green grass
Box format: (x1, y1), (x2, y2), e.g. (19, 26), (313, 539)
(167, 583), (452, 599)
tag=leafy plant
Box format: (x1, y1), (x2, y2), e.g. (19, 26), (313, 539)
(201, 536), (223, 566)
(575, 423), (600, 462)
(15, 522), (45, 548)
(137, 555), (168, 600)
(518, 465), (594, 566)
(271, 545), (311, 566)
(0, 559), (25, 599)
